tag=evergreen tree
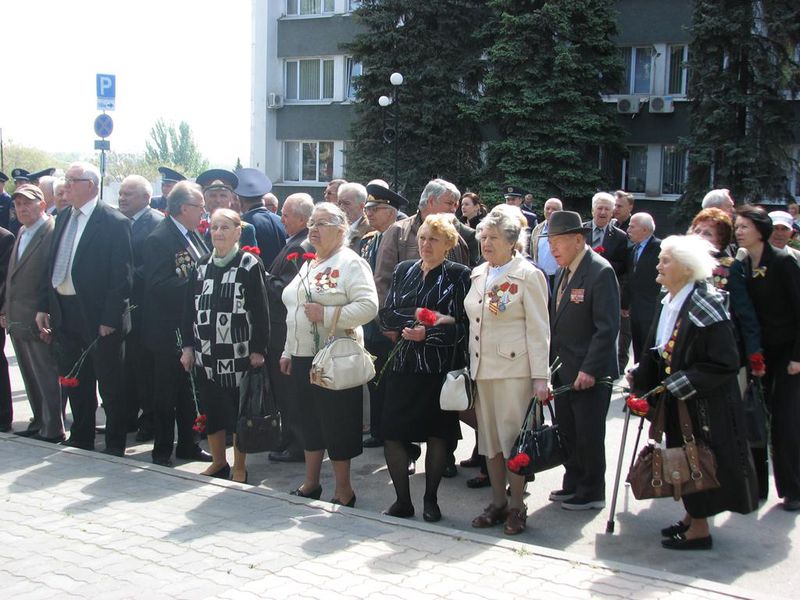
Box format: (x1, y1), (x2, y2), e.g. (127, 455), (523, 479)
(474, 0), (624, 209)
(675, 0), (800, 223)
(344, 0), (490, 205)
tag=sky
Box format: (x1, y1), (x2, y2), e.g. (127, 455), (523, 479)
(2, 0), (252, 168)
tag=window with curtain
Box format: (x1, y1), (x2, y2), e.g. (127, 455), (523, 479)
(619, 47), (653, 94)
(661, 145), (688, 195)
(284, 141), (335, 182)
(667, 45), (689, 95)
(286, 0), (335, 15)
(285, 59), (335, 101)
(624, 146), (648, 193)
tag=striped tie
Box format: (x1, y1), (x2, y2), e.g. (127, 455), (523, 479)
(51, 208), (80, 288)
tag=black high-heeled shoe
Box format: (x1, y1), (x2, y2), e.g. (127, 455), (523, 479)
(206, 463), (231, 480)
(231, 470), (249, 485)
(290, 484), (322, 500)
(331, 493), (356, 508)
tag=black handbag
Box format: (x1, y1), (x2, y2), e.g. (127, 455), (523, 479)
(507, 398), (567, 476)
(743, 378), (768, 448)
(236, 366), (283, 454)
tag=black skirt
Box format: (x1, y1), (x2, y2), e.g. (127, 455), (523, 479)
(197, 372), (239, 435)
(381, 372), (461, 443)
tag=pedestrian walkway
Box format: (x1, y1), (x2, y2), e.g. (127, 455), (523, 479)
(0, 434), (765, 600)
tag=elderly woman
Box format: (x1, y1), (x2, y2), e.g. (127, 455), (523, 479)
(180, 208), (270, 484)
(379, 214), (471, 522)
(458, 192), (487, 229)
(735, 206), (800, 511)
(280, 202), (378, 507)
(464, 205), (550, 535)
(630, 235), (758, 550)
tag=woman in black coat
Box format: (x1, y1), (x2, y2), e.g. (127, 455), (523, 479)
(735, 205), (800, 511)
(631, 235), (758, 551)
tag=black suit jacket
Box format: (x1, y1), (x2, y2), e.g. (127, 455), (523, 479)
(141, 217), (201, 354)
(266, 229), (312, 328)
(38, 200), (133, 341)
(549, 249), (620, 384)
(130, 208), (165, 328)
(243, 206), (287, 269)
(583, 220), (628, 280)
(621, 236), (661, 312)
(0, 227), (15, 307)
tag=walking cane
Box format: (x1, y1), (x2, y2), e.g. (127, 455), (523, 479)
(606, 403), (632, 534)
(627, 414), (646, 476)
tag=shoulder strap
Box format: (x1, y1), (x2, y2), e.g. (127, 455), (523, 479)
(327, 306), (343, 338)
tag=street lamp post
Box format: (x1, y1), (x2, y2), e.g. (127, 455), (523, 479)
(378, 72), (403, 192)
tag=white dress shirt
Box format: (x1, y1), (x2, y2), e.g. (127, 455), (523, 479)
(17, 214), (48, 259)
(56, 197), (98, 296)
(654, 282), (693, 350)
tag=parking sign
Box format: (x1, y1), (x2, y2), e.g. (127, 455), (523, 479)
(96, 74), (116, 110)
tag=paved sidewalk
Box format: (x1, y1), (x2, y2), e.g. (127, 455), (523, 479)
(0, 435), (765, 600)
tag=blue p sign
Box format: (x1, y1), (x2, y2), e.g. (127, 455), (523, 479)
(96, 74), (116, 111)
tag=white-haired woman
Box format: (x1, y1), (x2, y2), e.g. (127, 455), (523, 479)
(464, 204), (550, 535)
(630, 235), (758, 550)
(280, 202), (378, 507)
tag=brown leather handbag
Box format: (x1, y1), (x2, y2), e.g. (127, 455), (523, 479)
(627, 394), (720, 501)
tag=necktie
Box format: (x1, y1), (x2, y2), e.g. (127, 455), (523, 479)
(52, 208), (80, 288)
(557, 268), (570, 309)
(185, 232), (201, 261)
(593, 227), (603, 248)
(190, 230), (209, 255)
(633, 242), (643, 268)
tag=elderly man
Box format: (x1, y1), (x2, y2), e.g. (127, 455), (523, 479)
(1, 185), (61, 440)
(195, 169), (257, 249)
(701, 188), (735, 217)
(141, 181), (212, 467)
(503, 185), (537, 229)
(359, 184), (406, 448)
(36, 162), (133, 455)
(264, 192), (315, 463)
(118, 175), (164, 441)
(338, 182), (372, 250)
(236, 168), (287, 267)
(612, 190), (634, 232)
(150, 167), (185, 211)
(769, 211), (800, 260)
(547, 211), (620, 510)
(263, 193), (280, 214)
(323, 178), (346, 204)
(37, 176), (57, 214)
(583, 192), (627, 279)
(53, 178), (69, 214)
(621, 213), (661, 361)
(530, 197), (563, 288)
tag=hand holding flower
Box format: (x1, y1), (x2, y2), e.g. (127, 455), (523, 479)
(401, 325), (426, 342)
(749, 352), (766, 377)
(304, 302), (324, 323)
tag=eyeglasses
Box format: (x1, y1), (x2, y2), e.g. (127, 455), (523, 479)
(307, 220), (339, 229)
(64, 177), (91, 184)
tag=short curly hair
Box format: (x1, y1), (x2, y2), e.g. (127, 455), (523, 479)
(421, 213), (459, 249)
(690, 208), (733, 249)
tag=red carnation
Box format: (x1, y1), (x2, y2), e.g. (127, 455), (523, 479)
(302, 252), (316, 260)
(593, 245), (605, 254)
(59, 376), (79, 388)
(197, 220), (209, 235)
(416, 307), (438, 327)
(241, 245), (261, 256)
(543, 391), (554, 405)
(626, 394), (649, 417)
(286, 252), (300, 262)
(749, 352), (766, 377)
(507, 452), (531, 473)
(192, 414), (208, 433)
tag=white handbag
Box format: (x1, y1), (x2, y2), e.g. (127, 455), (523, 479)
(439, 366), (476, 411)
(310, 307), (376, 390)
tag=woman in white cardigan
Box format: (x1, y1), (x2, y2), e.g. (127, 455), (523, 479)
(280, 202), (378, 508)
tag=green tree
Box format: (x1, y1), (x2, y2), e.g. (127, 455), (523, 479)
(145, 119), (209, 177)
(344, 0), (490, 205)
(234, 157), (243, 171)
(674, 0), (800, 223)
(474, 0), (624, 209)
(105, 152), (159, 183)
(1, 141), (73, 193)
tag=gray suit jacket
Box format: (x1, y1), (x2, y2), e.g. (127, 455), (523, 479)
(549, 249), (620, 384)
(4, 217), (55, 340)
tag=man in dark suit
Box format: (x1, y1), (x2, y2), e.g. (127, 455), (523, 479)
(612, 190), (634, 232)
(1, 185), (61, 440)
(264, 192), (314, 462)
(150, 167), (185, 211)
(118, 175), (164, 441)
(0, 221), (14, 433)
(35, 162), (133, 455)
(547, 211), (620, 510)
(622, 213), (661, 362)
(141, 181), (212, 467)
(236, 168), (287, 267)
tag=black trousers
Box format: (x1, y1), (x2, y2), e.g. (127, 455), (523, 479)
(617, 313), (632, 375)
(553, 381), (611, 501)
(124, 331), (155, 433)
(151, 349), (198, 460)
(54, 294), (126, 452)
(365, 335), (393, 440)
(0, 329), (12, 429)
(764, 345), (800, 500)
(267, 323), (303, 454)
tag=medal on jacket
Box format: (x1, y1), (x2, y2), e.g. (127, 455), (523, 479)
(487, 281), (518, 314)
(175, 250), (193, 278)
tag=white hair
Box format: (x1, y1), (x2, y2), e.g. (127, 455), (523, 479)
(701, 188), (732, 209)
(284, 192), (314, 220)
(591, 192), (615, 209)
(660, 235), (717, 282)
(312, 201), (349, 232)
(477, 204), (529, 252)
(544, 198), (563, 210)
(419, 178), (460, 210)
(71, 161), (101, 187)
(53, 177), (65, 195)
(121, 174), (153, 199)
(631, 212), (655, 233)
(337, 182), (367, 206)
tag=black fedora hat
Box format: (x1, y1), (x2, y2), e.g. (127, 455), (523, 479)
(543, 211), (591, 236)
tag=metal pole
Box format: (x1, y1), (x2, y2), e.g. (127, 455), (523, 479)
(393, 89), (399, 192)
(606, 405), (632, 534)
(100, 148), (106, 201)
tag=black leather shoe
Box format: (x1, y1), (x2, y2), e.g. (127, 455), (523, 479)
(661, 520), (690, 537)
(135, 430), (154, 442)
(423, 498), (442, 522)
(661, 533), (713, 550)
(14, 429), (40, 438)
(152, 456), (173, 467)
(206, 463), (231, 479)
(290, 485), (322, 500)
(175, 446), (213, 462)
(32, 433), (66, 443)
(442, 463), (458, 478)
(101, 447), (125, 457)
(460, 456), (481, 468)
(383, 501), (414, 518)
(466, 475), (491, 489)
(331, 494), (356, 508)
(408, 460), (416, 475)
(60, 438), (93, 451)
(783, 498), (800, 511)
(269, 450), (305, 463)
(362, 436), (384, 448)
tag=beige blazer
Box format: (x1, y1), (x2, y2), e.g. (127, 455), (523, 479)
(3, 216), (55, 340)
(464, 255), (550, 381)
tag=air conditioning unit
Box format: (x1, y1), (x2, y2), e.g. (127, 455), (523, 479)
(649, 95), (675, 113)
(267, 93), (284, 110)
(617, 95), (642, 114)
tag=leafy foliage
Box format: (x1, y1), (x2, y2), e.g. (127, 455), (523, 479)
(145, 119), (209, 177)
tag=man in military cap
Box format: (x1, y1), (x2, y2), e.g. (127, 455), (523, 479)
(503, 185), (537, 230)
(150, 167), (186, 211)
(27, 168), (56, 187)
(235, 168), (287, 267)
(12, 168), (30, 189)
(0, 172), (12, 230)
(360, 184), (405, 448)
(195, 168), (257, 248)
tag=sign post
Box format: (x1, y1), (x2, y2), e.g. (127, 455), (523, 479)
(94, 74), (116, 199)
(96, 74), (116, 111)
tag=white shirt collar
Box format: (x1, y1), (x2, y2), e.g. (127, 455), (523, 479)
(75, 197), (98, 218)
(131, 206), (149, 221)
(170, 216), (189, 236)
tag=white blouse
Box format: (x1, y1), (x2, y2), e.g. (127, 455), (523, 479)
(654, 282), (693, 350)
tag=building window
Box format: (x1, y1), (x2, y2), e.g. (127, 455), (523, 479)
(623, 146), (648, 193)
(284, 141), (334, 182)
(345, 58), (362, 100)
(348, 0), (362, 10)
(667, 45), (689, 95)
(285, 59), (335, 101)
(619, 47), (653, 94)
(286, 0), (334, 16)
(661, 145), (688, 195)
